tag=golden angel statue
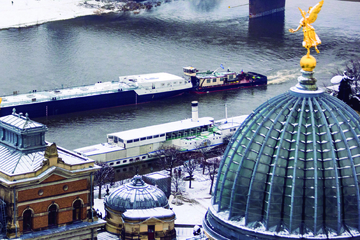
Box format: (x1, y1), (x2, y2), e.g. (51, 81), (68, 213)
(289, 0), (324, 56)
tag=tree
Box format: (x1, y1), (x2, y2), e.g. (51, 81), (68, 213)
(206, 157), (221, 195)
(171, 167), (185, 194)
(155, 145), (182, 178)
(334, 59), (360, 112)
(183, 155), (199, 189)
(94, 162), (115, 199)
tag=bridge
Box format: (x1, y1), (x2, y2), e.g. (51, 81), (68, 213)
(249, 0), (285, 18)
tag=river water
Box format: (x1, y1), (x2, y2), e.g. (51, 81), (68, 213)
(0, 0), (359, 150)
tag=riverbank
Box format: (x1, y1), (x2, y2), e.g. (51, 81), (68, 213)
(0, 0), (161, 30)
(0, 0), (95, 30)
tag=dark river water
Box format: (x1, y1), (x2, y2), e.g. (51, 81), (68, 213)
(0, 0), (359, 150)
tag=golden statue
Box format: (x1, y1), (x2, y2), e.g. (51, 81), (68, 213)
(289, 0), (324, 57)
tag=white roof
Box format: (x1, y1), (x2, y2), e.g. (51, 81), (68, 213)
(122, 207), (175, 221)
(121, 72), (183, 83)
(108, 117), (214, 140)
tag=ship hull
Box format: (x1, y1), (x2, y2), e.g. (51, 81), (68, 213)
(192, 72), (267, 94)
(0, 89), (187, 118)
(249, 0), (285, 18)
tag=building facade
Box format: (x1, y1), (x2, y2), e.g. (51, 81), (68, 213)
(0, 111), (104, 239)
(104, 175), (176, 240)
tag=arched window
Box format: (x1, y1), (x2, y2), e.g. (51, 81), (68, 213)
(23, 209), (32, 233)
(48, 204), (57, 227)
(73, 200), (82, 222)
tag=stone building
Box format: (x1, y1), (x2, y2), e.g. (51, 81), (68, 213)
(104, 175), (176, 240)
(0, 111), (104, 239)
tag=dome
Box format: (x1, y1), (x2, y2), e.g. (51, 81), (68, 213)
(104, 175), (169, 212)
(203, 70), (360, 239)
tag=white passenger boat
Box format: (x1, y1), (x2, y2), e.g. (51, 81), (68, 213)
(74, 102), (247, 167)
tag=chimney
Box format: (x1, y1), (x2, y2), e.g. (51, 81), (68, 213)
(191, 101), (198, 122)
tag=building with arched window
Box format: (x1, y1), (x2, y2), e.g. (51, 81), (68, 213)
(0, 111), (105, 239)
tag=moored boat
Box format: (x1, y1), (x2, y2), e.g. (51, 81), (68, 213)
(183, 66), (267, 93)
(74, 101), (247, 168)
(0, 72), (192, 118)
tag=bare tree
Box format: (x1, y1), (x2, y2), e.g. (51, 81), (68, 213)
(155, 145), (182, 178)
(94, 162), (115, 199)
(206, 157), (221, 195)
(171, 167), (185, 194)
(183, 156), (199, 189)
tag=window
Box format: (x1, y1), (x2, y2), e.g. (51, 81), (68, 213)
(154, 135), (159, 138)
(142, 156), (146, 159)
(116, 161), (120, 164)
(140, 137), (146, 141)
(134, 139), (139, 142)
(213, 79), (217, 83)
(220, 78), (224, 81)
(110, 163), (114, 166)
(123, 160), (127, 163)
(23, 209), (32, 233)
(114, 137), (118, 143)
(207, 79), (211, 83)
(48, 204), (58, 227)
(129, 159), (133, 162)
(73, 200), (82, 222)
(160, 134), (165, 137)
(127, 140), (133, 143)
(147, 136), (153, 139)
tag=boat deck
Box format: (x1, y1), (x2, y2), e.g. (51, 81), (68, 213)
(0, 81), (132, 107)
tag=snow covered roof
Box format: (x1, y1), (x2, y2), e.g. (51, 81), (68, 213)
(104, 175), (169, 212)
(122, 207), (175, 221)
(108, 117), (214, 140)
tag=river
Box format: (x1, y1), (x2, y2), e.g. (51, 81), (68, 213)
(0, 0), (359, 150)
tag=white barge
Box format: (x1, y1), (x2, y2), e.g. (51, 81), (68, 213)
(74, 102), (247, 167)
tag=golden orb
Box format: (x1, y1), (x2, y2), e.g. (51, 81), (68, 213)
(300, 55), (316, 71)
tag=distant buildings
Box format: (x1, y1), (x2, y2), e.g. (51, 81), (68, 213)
(0, 111), (104, 239)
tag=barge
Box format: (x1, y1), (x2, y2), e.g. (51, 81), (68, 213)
(183, 66), (267, 93)
(74, 101), (247, 167)
(0, 72), (192, 118)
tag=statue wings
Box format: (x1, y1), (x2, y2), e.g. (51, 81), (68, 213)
(308, 0), (324, 24)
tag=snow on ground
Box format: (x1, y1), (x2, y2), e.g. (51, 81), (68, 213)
(94, 167), (213, 226)
(0, 0), (99, 29)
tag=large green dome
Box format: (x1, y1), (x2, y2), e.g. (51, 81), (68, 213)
(203, 70), (360, 239)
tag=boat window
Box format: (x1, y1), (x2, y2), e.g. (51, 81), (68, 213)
(179, 81), (183, 84)
(220, 78), (224, 81)
(142, 156), (146, 159)
(129, 159), (133, 162)
(134, 139), (139, 142)
(207, 79), (211, 83)
(127, 140), (133, 143)
(110, 163), (114, 166)
(229, 75), (234, 79)
(213, 79), (217, 83)
(173, 82), (177, 84)
(140, 137), (146, 141)
(114, 137), (118, 143)
(136, 157), (140, 160)
(116, 161), (120, 164)
(108, 136), (113, 139)
(154, 135), (159, 138)
(118, 138), (123, 143)
(160, 134), (165, 137)
(147, 136), (153, 139)
(161, 83), (165, 86)
(123, 160), (127, 163)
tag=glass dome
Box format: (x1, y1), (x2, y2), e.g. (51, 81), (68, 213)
(204, 71), (360, 239)
(104, 175), (169, 212)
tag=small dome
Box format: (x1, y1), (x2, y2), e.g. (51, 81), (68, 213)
(104, 175), (169, 212)
(204, 71), (360, 239)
